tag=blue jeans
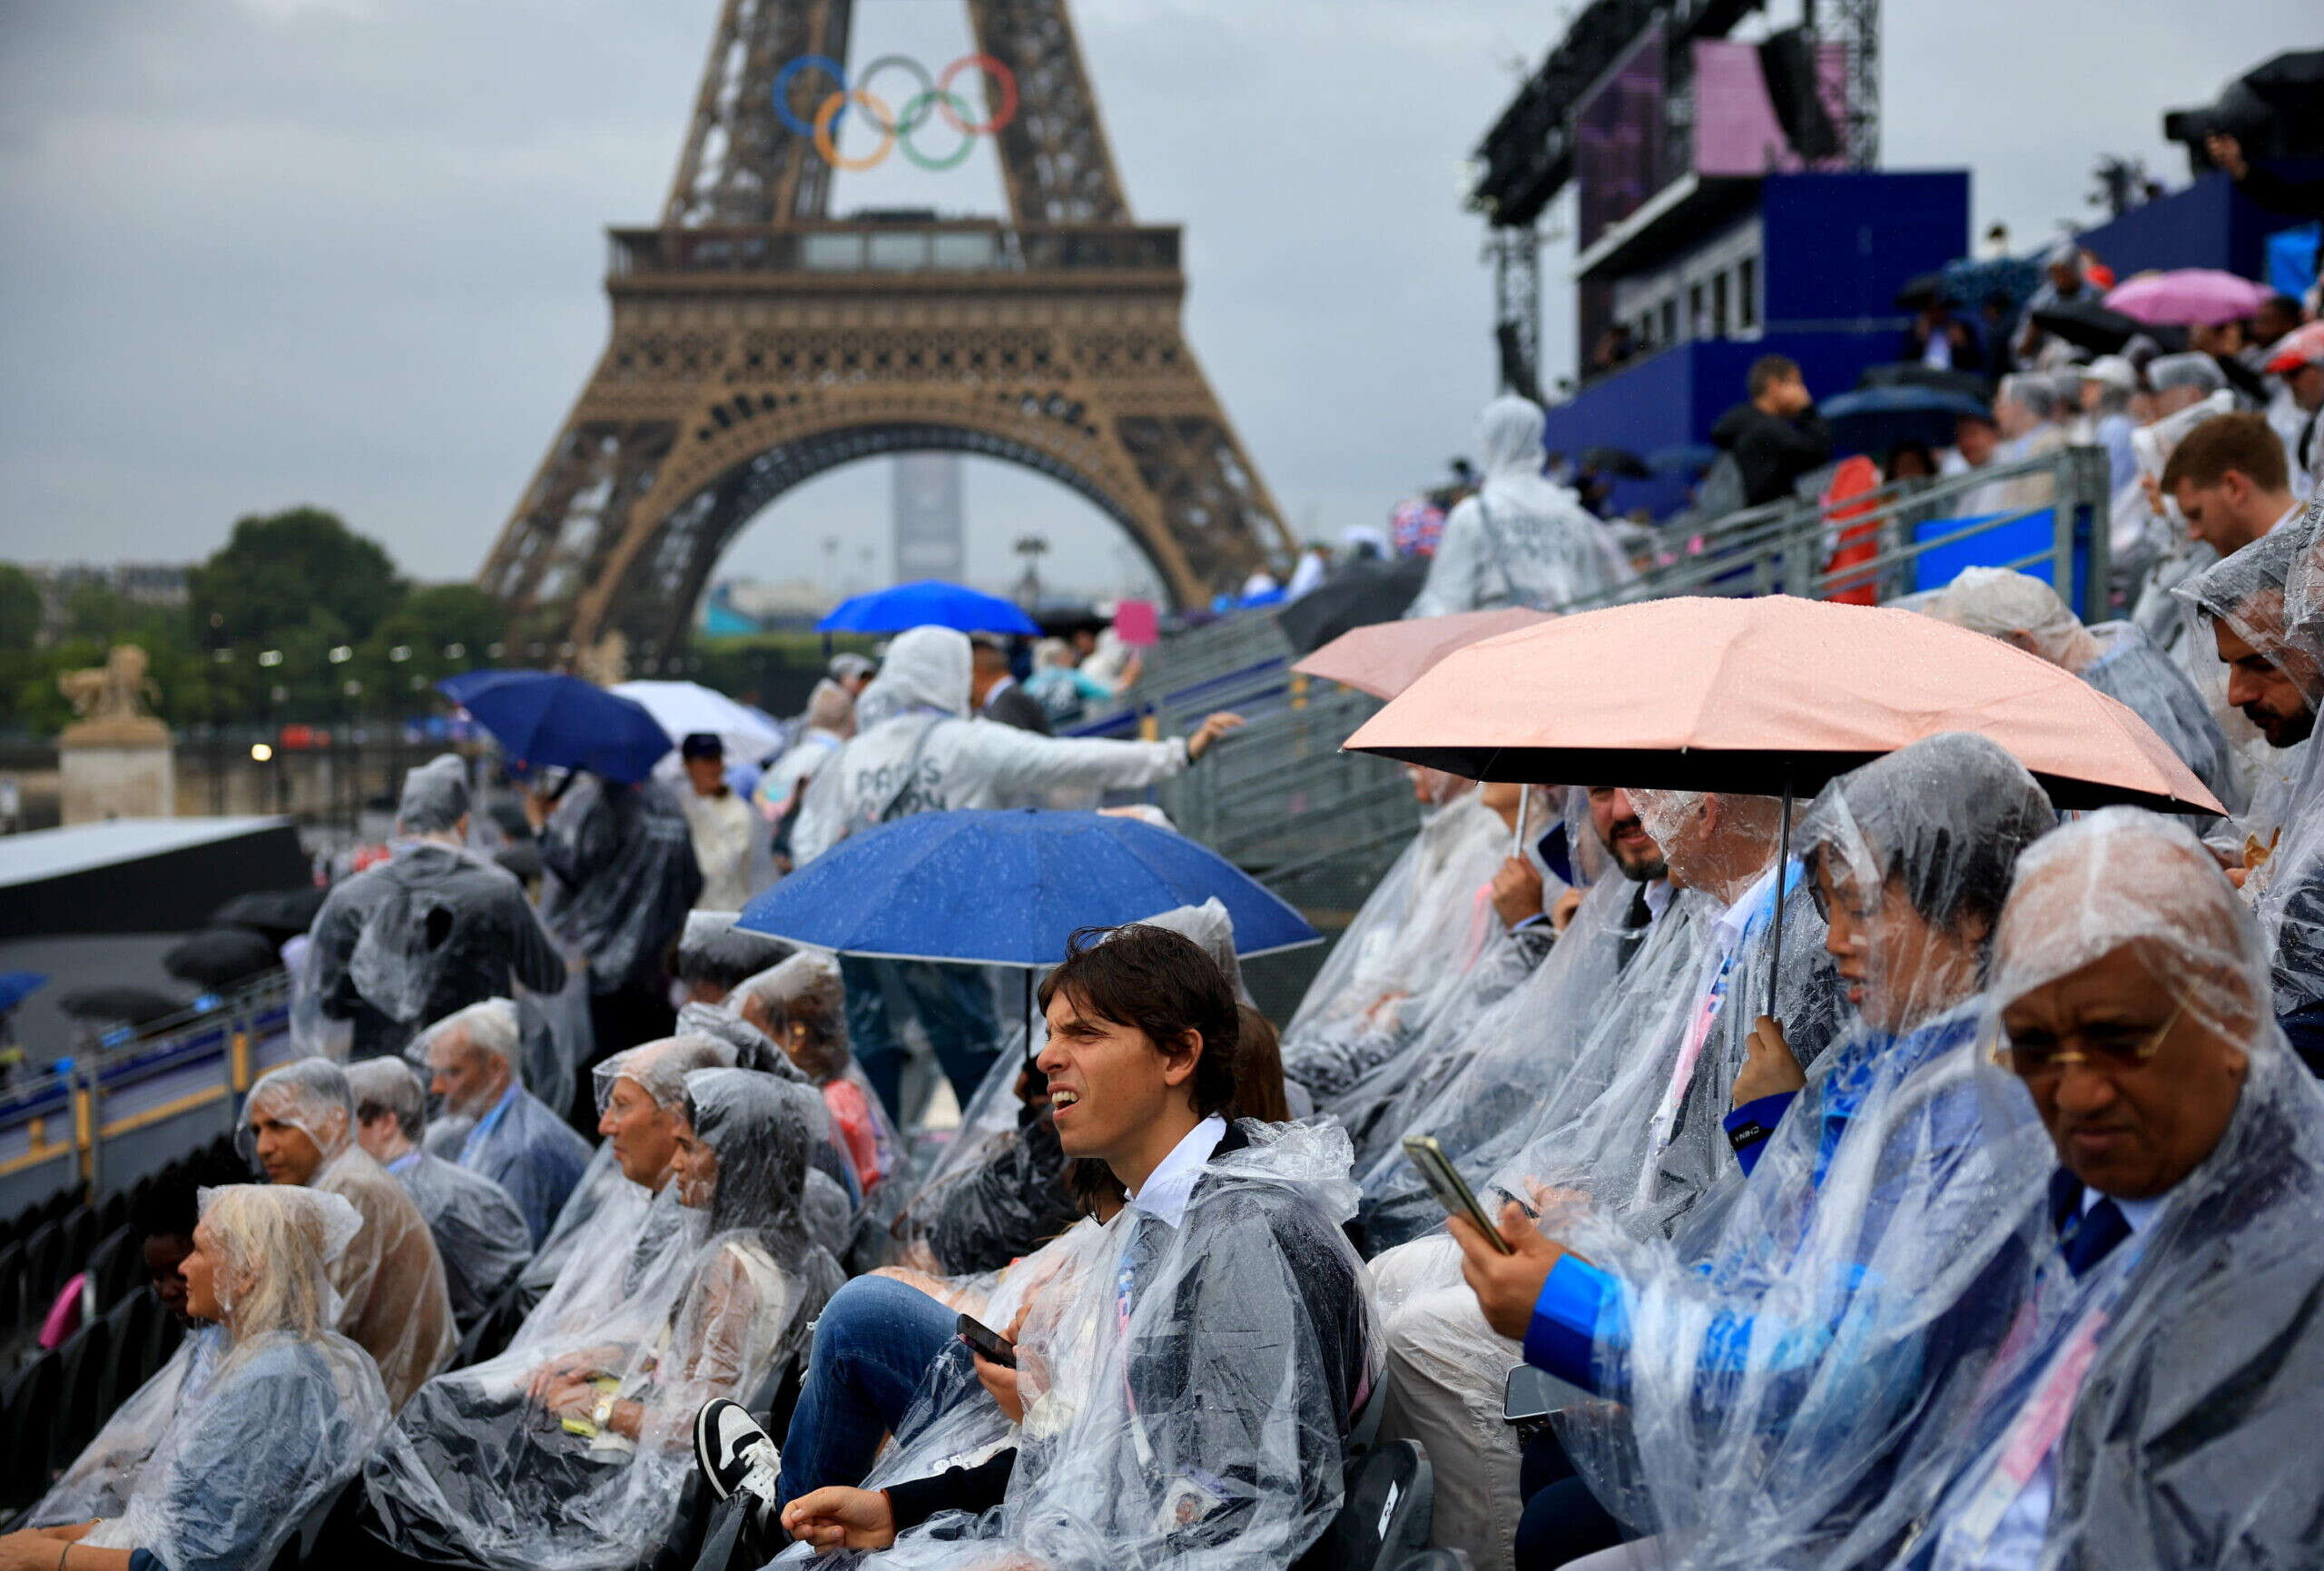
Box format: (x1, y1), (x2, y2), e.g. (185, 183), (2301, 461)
(777, 1273), (960, 1504)
(841, 955), (1001, 1121)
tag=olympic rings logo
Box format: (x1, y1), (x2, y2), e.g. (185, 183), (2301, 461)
(773, 54), (1020, 172)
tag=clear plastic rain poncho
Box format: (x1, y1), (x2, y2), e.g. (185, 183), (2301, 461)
(303, 759), (569, 1060)
(789, 1121), (1380, 1571)
(1281, 786), (1508, 1102)
(537, 771), (704, 995)
(346, 1056), (534, 1329)
(74, 1185), (394, 1571)
(30, 1326), (227, 1527)
(1534, 736), (2060, 1566)
(791, 627), (1195, 863)
(734, 950), (906, 1199)
(1925, 567), (2242, 814)
(362, 1068), (845, 1571)
(515, 1034), (739, 1339)
(1808, 809), (2324, 1571)
(241, 1057), (458, 1409)
(2177, 519), (2324, 1011)
(1405, 396), (1635, 618)
(892, 901), (1248, 1277)
(411, 998), (594, 1246)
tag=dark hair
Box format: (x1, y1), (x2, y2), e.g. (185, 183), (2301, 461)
(2161, 410), (2290, 495)
(1038, 924), (1240, 1119)
(1232, 1004), (1292, 1123)
(135, 1150), (241, 1242)
(1748, 354), (1801, 400)
(1065, 1157), (1128, 1219)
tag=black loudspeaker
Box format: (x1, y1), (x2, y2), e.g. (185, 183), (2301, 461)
(1758, 26), (1842, 163)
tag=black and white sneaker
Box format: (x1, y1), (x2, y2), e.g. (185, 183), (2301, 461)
(694, 1397), (783, 1536)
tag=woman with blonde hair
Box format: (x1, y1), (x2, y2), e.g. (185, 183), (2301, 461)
(0, 1185), (393, 1571)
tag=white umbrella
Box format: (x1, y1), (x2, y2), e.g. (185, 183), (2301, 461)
(609, 679), (787, 766)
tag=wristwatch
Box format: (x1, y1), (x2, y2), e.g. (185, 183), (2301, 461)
(592, 1394), (616, 1431)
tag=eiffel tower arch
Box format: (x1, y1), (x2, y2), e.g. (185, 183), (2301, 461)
(478, 0), (1294, 658)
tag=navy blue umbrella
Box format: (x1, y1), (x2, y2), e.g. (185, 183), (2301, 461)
(819, 579), (1040, 637)
(436, 670), (673, 785)
(1821, 384), (1989, 457)
(737, 808), (1320, 967)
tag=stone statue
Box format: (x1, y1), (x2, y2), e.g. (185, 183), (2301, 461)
(57, 643), (175, 823)
(60, 644), (162, 727)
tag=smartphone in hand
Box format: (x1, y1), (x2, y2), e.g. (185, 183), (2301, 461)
(958, 1312), (1018, 1368)
(1402, 1134), (1514, 1254)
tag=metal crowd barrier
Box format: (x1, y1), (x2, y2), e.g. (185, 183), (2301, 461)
(0, 972), (296, 1214)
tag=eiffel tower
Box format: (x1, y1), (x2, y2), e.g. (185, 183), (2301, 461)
(478, 0), (1293, 662)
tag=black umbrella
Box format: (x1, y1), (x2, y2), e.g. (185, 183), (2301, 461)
(163, 926), (282, 990)
(58, 986), (191, 1026)
(209, 885), (328, 942)
(1893, 271), (1949, 310)
(1580, 445), (1652, 480)
(1857, 362), (1994, 403)
(2032, 301), (2187, 357)
(1274, 555), (1432, 655)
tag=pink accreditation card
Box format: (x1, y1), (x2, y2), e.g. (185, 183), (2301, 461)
(1948, 1309), (2109, 1547)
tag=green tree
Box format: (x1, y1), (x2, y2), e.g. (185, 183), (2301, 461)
(0, 564), (40, 653)
(354, 582), (510, 712)
(188, 507), (406, 647)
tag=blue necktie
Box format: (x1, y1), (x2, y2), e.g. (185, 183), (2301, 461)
(2049, 1171), (2132, 1279)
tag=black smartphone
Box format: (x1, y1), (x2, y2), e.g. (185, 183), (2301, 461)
(958, 1312), (1018, 1368)
(1402, 1134), (1514, 1254)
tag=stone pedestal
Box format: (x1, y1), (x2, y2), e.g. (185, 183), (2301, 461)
(59, 718), (176, 825)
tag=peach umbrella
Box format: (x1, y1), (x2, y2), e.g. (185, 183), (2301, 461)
(1292, 607), (1555, 701)
(1344, 595), (2225, 995)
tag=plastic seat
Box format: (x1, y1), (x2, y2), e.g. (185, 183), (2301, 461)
(17, 1220), (63, 1326)
(95, 1191), (129, 1238)
(84, 1225), (140, 1311)
(144, 1297), (185, 1376)
(684, 1356), (803, 1571)
(99, 1290), (157, 1417)
(0, 1242), (21, 1334)
(265, 1474), (356, 1570)
(52, 1314), (115, 1468)
(59, 1208), (95, 1270)
(0, 1352), (61, 1511)
(1291, 1438), (1433, 1571)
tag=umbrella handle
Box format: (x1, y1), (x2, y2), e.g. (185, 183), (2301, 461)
(1767, 771), (1792, 1028)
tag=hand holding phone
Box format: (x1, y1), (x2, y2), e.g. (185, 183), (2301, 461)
(958, 1312), (1018, 1368)
(1402, 1134), (1513, 1254)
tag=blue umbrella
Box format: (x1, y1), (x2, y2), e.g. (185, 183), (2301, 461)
(738, 808), (1320, 966)
(819, 580), (1040, 637)
(437, 667), (523, 705)
(0, 971), (46, 1013)
(436, 670), (673, 784)
(1820, 384), (1989, 456)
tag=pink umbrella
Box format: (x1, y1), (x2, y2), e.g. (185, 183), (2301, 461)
(1292, 607), (1554, 700)
(1344, 595), (2222, 1000)
(2105, 269), (2269, 328)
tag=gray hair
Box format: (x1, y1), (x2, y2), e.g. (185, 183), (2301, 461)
(344, 1057), (427, 1143)
(412, 997), (523, 1083)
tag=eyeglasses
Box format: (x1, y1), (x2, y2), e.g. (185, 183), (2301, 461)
(1992, 1000), (2185, 1082)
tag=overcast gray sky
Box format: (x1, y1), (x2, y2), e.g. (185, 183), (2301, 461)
(1, 0), (2315, 602)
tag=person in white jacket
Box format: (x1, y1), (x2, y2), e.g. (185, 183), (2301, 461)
(791, 625), (1242, 1116)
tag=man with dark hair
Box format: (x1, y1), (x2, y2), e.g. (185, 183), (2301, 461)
(695, 924), (1381, 1566)
(673, 910), (789, 1007)
(1710, 354), (1832, 509)
(970, 636), (1051, 735)
(2159, 410), (2301, 561)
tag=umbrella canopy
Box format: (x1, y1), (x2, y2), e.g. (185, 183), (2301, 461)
(0, 971), (47, 1013)
(437, 670), (673, 785)
(1821, 384), (1990, 455)
(737, 807), (1320, 966)
(609, 679), (786, 766)
(1893, 271), (1949, 310)
(1344, 595), (2222, 815)
(1647, 443), (1720, 478)
(1294, 607), (1553, 701)
(2106, 269), (2270, 328)
(818, 579), (1039, 636)
(1580, 445), (1651, 480)
(1857, 362), (1994, 402)
(2029, 299), (2185, 357)
(209, 886), (328, 942)
(1274, 555), (1432, 654)
(163, 927), (281, 990)
(58, 986), (189, 1027)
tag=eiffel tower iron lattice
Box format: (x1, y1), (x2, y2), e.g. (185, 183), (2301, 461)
(478, 0), (1294, 660)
